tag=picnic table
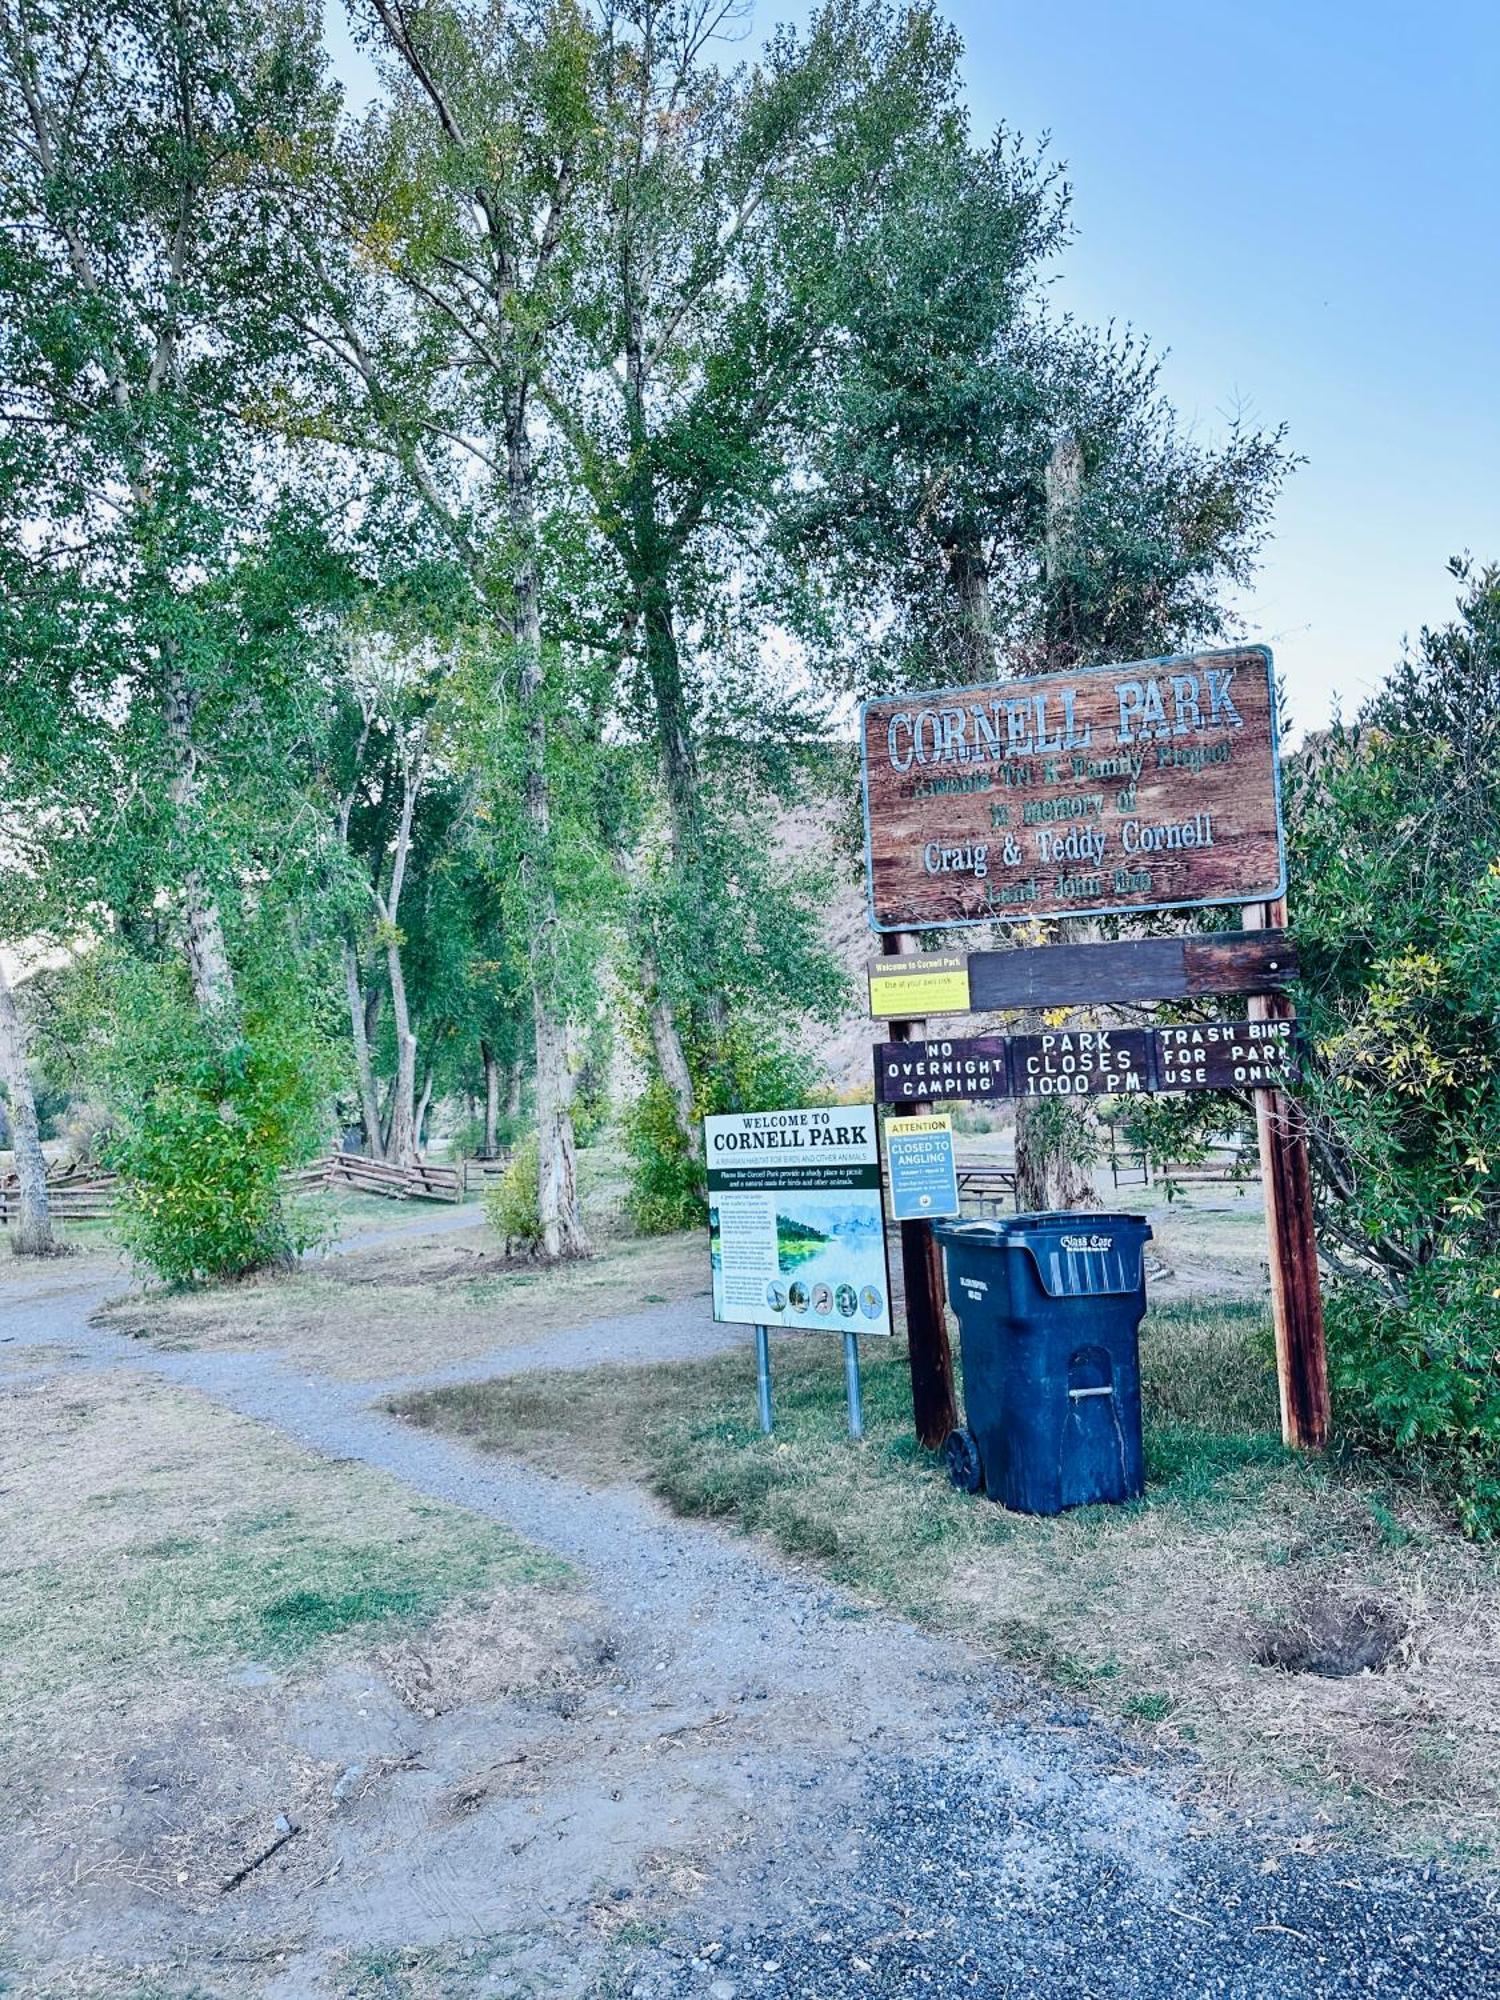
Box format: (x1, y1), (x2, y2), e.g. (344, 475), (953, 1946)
(954, 1161), (1019, 1213)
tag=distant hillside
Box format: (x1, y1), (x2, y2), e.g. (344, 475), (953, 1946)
(772, 793), (1023, 1101)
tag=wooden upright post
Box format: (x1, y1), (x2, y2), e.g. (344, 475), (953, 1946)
(1243, 898), (1330, 1449)
(880, 932), (959, 1449)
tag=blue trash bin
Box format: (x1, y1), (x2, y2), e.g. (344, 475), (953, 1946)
(935, 1212), (1152, 1515)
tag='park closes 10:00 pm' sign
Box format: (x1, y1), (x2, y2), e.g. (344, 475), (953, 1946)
(860, 646), (1286, 930)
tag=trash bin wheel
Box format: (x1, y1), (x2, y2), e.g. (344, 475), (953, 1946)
(945, 1426), (984, 1494)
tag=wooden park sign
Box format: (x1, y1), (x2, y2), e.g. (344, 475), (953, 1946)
(860, 645), (1285, 931)
(875, 1019), (1299, 1104)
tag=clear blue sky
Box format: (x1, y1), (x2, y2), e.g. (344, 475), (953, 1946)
(325, 1), (1500, 734)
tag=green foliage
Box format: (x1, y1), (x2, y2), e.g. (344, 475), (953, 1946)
(1293, 572), (1500, 1283)
(101, 965), (336, 1287)
(625, 1019), (830, 1236)
(1291, 562), (1500, 1530)
(1328, 1264), (1500, 1537)
(483, 1135), (543, 1252)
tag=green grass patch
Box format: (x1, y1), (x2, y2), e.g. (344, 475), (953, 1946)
(0, 1374), (569, 1726)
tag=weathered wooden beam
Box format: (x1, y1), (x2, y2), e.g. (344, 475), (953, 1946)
(962, 928), (1296, 1011)
(879, 931), (958, 1451)
(1244, 899), (1329, 1451)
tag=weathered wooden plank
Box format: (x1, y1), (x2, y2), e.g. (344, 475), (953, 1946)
(860, 645), (1286, 929)
(875, 1020), (1299, 1105)
(1010, 1027), (1157, 1098)
(1244, 898), (1329, 1451)
(963, 929), (1296, 1011)
(1156, 1017), (1300, 1090)
(876, 1035), (1009, 1104)
(877, 930), (958, 1450)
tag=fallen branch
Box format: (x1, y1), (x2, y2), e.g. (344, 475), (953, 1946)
(219, 1820), (300, 1895)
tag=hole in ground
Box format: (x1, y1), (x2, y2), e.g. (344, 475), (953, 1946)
(1252, 1592), (1408, 1678)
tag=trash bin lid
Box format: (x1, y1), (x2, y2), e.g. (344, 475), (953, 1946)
(935, 1212), (1151, 1297)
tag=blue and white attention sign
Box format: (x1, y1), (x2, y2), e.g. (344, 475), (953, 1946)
(886, 1114), (961, 1222)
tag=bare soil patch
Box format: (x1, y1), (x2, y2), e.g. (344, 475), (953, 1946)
(0, 1369), (604, 1995)
(95, 1229), (708, 1381)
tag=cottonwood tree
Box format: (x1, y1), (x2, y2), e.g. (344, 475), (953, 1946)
(546, 0), (970, 1139)
(0, 0), (336, 1017)
(795, 118), (1291, 1207)
(282, 0), (608, 1256)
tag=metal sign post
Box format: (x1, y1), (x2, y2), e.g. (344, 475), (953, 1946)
(843, 1330), (864, 1440)
(755, 1324), (773, 1436)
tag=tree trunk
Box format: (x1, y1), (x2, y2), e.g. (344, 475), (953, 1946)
(164, 672), (235, 1014)
(947, 540), (996, 684)
(638, 580), (731, 1063)
(509, 409), (590, 1260)
(1012, 434), (1098, 1212)
(344, 936), (382, 1154)
(415, 1063), (434, 1154)
(383, 938), (419, 1166)
(378, 741), (422, 1167)
(0, 961), (55, 1255)
(481, 1040), (500, 1157)
(639, 933), (699, 1158)
(622, 277), (728, 1080)
(506, 1061), (522, 1123)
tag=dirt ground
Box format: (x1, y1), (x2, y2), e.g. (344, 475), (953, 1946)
(98, 1227), (709, 1382)
(0, 1368), (612, 1996)
(7, 1183), (1500, 1997)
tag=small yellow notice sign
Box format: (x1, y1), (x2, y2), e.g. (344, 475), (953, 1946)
(866, 952), (971, 1020)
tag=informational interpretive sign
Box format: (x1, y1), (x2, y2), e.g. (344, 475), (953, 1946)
(873, 1022), (1300, 1104)
(860, 646), (1285, 931)
(866, 951), (971, 1019)
(705, 1106), (893, 1337)
(886, 1114), (961, 1222)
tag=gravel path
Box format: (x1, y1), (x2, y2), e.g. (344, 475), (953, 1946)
(5, 1239), (1499, 1996)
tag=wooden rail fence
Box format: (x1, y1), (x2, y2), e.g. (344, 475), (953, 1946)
(0, 1164), (117, 1223)
(289, 1152), (465, 1202)
(1, 1147), (508, 1226)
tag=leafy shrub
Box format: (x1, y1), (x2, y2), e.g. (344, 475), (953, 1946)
(483, 1133), (543, 1251)
(1290, 561), (1500, 1531)
(625, 1018), (831, 1235)
(1328, 1264), (1500, 1537)
(102, 964), (335, 1287)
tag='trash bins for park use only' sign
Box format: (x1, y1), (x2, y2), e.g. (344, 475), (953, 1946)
(704, 1107), (893, 1338)
(859, 645), (1286, 930)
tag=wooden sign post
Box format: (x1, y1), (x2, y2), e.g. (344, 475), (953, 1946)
(859, 644), (1327, 1455)
(1243, 898), (1330, 1449)
(879, 932), (958, 1450)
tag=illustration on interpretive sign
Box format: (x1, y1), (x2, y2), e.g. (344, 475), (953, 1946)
(860, 645), (1285, 930)
(705, 1106), (893, 1336)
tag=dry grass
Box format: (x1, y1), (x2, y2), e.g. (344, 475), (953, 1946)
(0, 1370), (597, 1989)
(0, 1370), (569, 1730)
(96, 1228), (708, 1381)
(397, 1300), (1500, 1861)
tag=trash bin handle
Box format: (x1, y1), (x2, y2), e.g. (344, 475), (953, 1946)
(1067, 1385), (1114, 1400)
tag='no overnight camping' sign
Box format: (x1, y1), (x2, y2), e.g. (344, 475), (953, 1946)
(859, 645), (1286, 930)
